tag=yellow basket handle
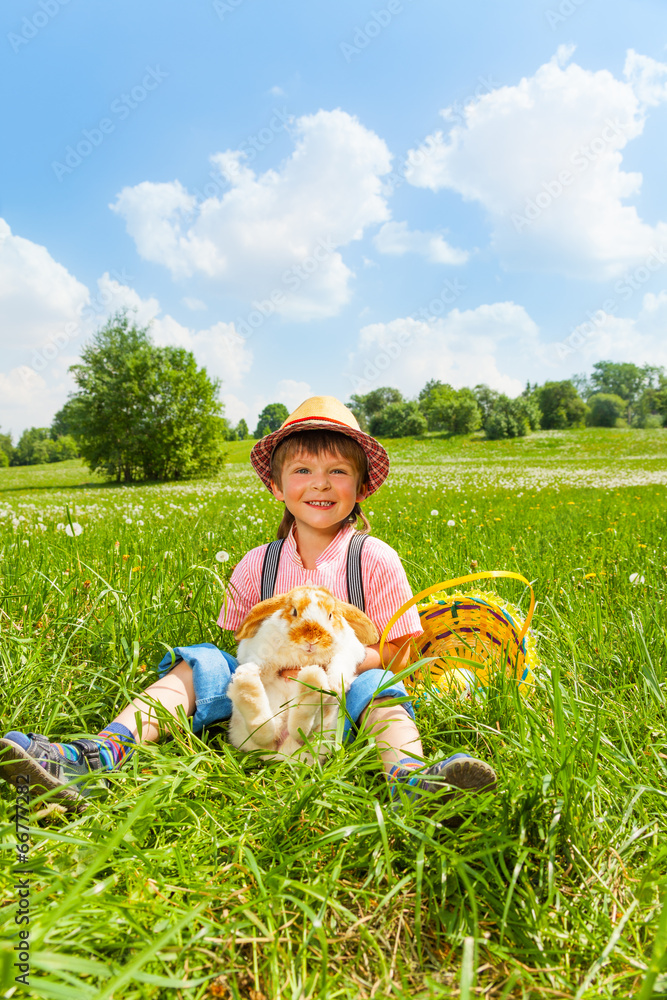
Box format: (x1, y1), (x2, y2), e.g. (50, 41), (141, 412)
(379, 571), (536, 667)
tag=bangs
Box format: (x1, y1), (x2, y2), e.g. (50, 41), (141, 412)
(271, 430), (368, 486)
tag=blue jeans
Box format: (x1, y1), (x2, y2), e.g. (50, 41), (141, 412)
(157, 643), (414, 740)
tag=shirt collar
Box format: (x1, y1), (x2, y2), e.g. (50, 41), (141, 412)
(285, 521), (355, 568)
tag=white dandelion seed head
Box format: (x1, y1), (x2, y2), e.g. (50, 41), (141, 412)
(215, 550), (230, 563)
(447, 519), (456, 527)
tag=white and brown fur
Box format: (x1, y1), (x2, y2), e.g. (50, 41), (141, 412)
(227, 585), (379, 761)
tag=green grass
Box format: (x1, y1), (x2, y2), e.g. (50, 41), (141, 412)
(1, 429), (666, 999)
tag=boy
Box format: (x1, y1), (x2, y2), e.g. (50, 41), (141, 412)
(1, 396), (496, 809)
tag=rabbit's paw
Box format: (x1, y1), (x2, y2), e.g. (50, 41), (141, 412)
(296, 665), (329, 691)
(228, 662), (263, 699)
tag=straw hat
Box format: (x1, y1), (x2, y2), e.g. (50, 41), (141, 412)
(250, 395), (390, 496)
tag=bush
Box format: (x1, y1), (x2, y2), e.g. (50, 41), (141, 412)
(586, 393), (626, 428)
(369, 401), (427, 438)
(633, 413), (664, 429)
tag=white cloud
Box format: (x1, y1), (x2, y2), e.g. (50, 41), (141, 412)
(276, 379), (312, 412)
(346, 303), (538, 398)
(0, 218), (90, 353)
(221, 393), (250, 426)
(405, 47), (667, 280)
(111, 109), (393, 320)
(182, 297), (207, 311)
(374, 221), (469, 265)
(549, 289), (667, 371)
(624, 49), (667, 107)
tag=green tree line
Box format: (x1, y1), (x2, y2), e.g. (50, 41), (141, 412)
(347, 361), (667, 439)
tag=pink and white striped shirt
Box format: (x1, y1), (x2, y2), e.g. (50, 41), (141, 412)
(217, 522), (422, 642)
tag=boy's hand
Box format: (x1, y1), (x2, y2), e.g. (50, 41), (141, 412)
(356, 634), (414, 674)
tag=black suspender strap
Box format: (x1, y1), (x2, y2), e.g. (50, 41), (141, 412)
(346, 531), (369, 612)
(260, 538), (286, 601)
(259, 531), (369, 610)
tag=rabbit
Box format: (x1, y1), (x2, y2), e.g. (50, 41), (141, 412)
(227, 585), (379, 761)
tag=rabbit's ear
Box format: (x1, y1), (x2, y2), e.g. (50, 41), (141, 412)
(336, 602), (380, 645)
(235, 595), (287, 641)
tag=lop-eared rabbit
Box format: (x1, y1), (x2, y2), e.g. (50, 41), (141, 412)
(227, 585), (379, 760)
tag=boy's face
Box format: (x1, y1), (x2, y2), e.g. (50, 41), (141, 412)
(270, 448), (367, 532)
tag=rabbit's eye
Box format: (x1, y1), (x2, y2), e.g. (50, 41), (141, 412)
(329, 612), (332, 620)
(291, 607), (297, 617)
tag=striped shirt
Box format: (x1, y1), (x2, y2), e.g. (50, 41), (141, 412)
(217, 522), (422, 642)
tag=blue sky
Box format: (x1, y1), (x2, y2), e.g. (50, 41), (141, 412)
(2, 0), (667, 437)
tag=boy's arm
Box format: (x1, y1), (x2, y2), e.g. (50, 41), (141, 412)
(357, 633), (416, 674)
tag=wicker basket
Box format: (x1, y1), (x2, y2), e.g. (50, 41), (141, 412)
(380, 571), (538, 699)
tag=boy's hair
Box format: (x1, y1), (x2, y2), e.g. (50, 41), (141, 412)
(270, 430), (371, 539)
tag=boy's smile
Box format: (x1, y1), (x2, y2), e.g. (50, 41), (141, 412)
(270, 450), (366, 534)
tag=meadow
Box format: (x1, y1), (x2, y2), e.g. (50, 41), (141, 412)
(1, 427), (666, 1000)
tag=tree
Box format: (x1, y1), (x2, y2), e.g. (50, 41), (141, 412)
(254, 403), (289, 438)
(347, 388), (404, 430)
(634, 374), (667, 427)
(535, 380), (587, 429)
(12, 426), (79, 465)
(418, 381), (481, 434)
(588, 361), (664, 422)
(369, 401), (427, 438)
(586, 393), (627, 428)
(0, 430), (14, 466)
(66, 314), (226, 481)
(236, 418), (249, 440)
(484, 395), (539, 440)
(473, 384), (501, 424)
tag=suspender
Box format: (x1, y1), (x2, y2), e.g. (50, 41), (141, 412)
(259, 531), (369, 610)
(260, 539), (286, 602)
(345, 531), (368, 612)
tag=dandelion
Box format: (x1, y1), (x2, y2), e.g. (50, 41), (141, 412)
(65, 522), (83, 537)
(447, 519), (456, 527)
(629, 573), (645, 585)
(430, 509), (439, 516)
(215, 550), (230, 563)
